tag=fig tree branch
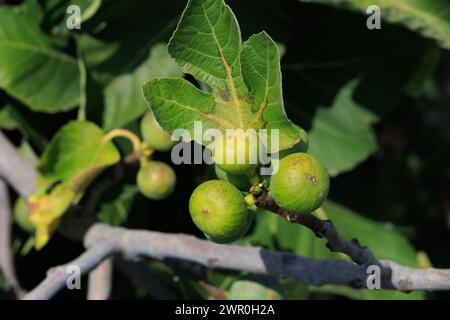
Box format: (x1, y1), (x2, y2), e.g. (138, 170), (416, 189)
(255, 190), (387, 273)
(22, 223), (450, 299)
(0, 132), (36, 198)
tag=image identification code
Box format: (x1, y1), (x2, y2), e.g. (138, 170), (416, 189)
(175, 304), (275, 317)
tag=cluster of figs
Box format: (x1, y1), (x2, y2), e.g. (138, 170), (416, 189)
(14, 112), (329, 247)
(137, 113), (329, 244)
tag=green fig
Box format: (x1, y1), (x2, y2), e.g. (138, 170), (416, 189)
(137, 161), (176, 200)
(140, 111), (175, 152)
(189, 180), (249, 244)
(211, 131), (259, 175)
(269, 153), (329, 213)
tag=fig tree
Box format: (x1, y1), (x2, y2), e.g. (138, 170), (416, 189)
(137, 160), (176, 200)
(189, 180), (249, 244)
(140, 111), (175, 151)
(269, 153), (329, 213)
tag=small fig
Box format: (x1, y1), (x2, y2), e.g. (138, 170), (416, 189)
(189, 180), (249, 244)
(214, 165), (252, 191)
(137, 161), (176, 200)
(211, 131), (259, 175)
(269, 153), (329, 213)
(14, 197), (34, 233)
(140, 111), (175, 151)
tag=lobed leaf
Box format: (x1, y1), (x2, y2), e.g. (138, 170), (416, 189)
(145, 0), (303, 152)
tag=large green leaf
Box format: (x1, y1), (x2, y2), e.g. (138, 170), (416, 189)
(0, 0), (80, 112)
(144, 0), (303, 152)
(244, 201), (425, 299)
(30, 121), (120, 249)
(298, 0), (450, 50)
(307, 80), (378, 176)
(103, 44), (182, 130)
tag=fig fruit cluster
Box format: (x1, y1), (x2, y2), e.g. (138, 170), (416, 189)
(189, 129), (329, 244)
(139, 111), (329, 244)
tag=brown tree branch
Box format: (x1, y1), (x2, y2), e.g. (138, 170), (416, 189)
(22, 223), (450, 300)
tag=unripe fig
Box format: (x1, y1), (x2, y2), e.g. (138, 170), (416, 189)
(228, 275), (283, 300)
(189, 180), (249, 244)
(137, 161), (176, 200)
(211, 131), (259, 175)
(269, 153), (329, 213)
(140, 111), (175, 151)
(214, 165), (252, 191)
(204, 202), (255, 242)
(14, 197), (34, 233)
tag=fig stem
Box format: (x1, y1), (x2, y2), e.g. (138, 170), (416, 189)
(254, 189), (391, 281)
(103, 129), (142, 152)
(103, 129), (154, 167)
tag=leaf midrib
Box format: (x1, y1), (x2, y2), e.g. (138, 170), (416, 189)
(200, 0), (244, 128)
